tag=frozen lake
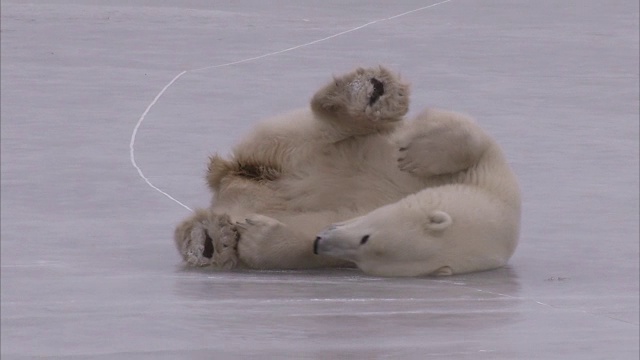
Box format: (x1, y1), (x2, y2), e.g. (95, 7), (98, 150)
(1, 0), (638, 358)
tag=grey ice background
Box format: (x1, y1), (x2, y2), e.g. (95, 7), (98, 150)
(1, 0), (638, 359)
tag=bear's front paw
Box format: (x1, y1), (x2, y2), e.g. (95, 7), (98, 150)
(174, 210), (239, 269)
(396, 110), (485, 177)
(397, 137), (451, 177)
(235, 214), (285, 269)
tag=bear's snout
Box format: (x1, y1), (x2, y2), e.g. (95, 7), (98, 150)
(313, 225), (361, 262)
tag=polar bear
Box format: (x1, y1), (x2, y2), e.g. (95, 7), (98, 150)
(174, 66), (521, 276)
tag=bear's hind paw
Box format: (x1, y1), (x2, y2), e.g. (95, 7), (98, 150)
(209, 214), (240, 270)
(311, 66), (410, 130)
(174, 211), (240, 269)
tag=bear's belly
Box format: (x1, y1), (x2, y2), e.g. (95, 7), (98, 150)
(277, 160), (424, 214)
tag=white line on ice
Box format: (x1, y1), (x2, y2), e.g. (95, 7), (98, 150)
(130, 71), (192, 212)
(130, 0), (452, 212)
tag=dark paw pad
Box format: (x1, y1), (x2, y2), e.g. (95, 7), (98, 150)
(203, 232), (214, 259)
(368, 78), (385, 105)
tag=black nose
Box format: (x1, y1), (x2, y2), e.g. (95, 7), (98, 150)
(313, 236), (321, 255)
(203, 232), (214, 259)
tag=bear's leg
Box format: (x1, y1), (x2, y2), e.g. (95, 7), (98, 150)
(396, 108), (489, 177)
(310, 66), (410, 136)
(207, 66), (410, 197)
(174, 209), (240, 269)
(235, 214), (353, 270)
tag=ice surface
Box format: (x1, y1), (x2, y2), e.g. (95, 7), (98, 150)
(1, 0), (638, 359)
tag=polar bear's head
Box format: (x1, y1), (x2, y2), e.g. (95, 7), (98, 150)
(313, 205), (453, 276)
(310, 66), (410, 128)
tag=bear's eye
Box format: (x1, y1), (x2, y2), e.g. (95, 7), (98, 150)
(360, 235), (370, 245)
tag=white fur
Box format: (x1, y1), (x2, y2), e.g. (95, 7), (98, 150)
(174, 66), (521, 276)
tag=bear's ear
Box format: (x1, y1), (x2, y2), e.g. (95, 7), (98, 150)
(425, 210), (452, 232)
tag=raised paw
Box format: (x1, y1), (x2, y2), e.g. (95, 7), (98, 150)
(397, 145), (421, 174)
(310, 66), (410, 132)
(395, 109), (488, 177)
(396, 134), (464, 177)
(173, 210), (239, 269)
